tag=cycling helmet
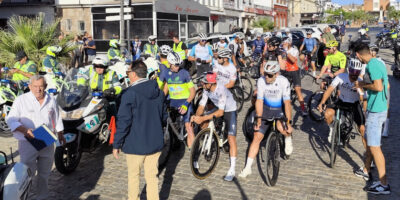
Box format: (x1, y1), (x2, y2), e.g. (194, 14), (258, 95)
(348, 58), (363, 75)
(219, 36), (225, 40)
(159, 45), (172, 56)
(358, 29), (367, 35)
(306, 30), (313, 35)
(268, 37), (281, 47)
(144, 57), (159, 79)
(148, 35), (157, 42)
(218, 48), (232, 58)
(167, 52), (182, 66)
(92, 56), (108, 68)
(109, 39), (119, 48)
(282, 37), (292, 44)
(201, 72), (217, 84)
(212, 43), (219, 51)
(263, 61), (280, 74)
(275, 32), (283, 38)
(326, 40), (339, 48)
(46, 45), (62, 57)
(198, 33), (207, 40)
(264, 32), (273, 38)
(15, 50), (27, 61)
(369, 44), (379, 53)
(237, 33), (245, 40)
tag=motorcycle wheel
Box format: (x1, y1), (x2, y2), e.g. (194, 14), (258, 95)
(54, 143), (82, 175)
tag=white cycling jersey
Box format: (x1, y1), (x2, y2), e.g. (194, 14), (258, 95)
(257, 75), (291, 108)
(330, 73), (362, 103)
(213, 63), (237, 86)
(199, 83), (236, 112)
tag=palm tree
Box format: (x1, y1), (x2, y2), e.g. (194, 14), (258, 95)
(0, 13), (75, 69)
(252, 18), (275, 32)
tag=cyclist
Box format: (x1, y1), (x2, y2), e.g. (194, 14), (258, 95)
(316, 40), (346, 89)
(157, 45), (172, 88)
(217, 36), (228, 49)
(107, 39), (121, 61)
(239, 61), (293, 178)
(299, 30), (318, 77)
(317, 58), (365, 143)
(188, 33), (213, 76)
(191, 72), (238, 182)
(281, 37), (307, 116)
(143, 35), (159, 58)
(252, 33), (265, 59)
(161, 52), (195, 148)
(213, 48), (236, 89)
(262, 32), (273, 55)
(42, 46), (62, 73)
(211, 43), (219, 66)
(228, 34), (240, 67)
(261, 37), (284, 75)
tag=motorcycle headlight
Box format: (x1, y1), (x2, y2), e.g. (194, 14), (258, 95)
(60, 107), (86, 120)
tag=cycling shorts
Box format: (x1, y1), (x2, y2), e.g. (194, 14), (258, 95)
(224, 111), (237, 136)
(281, 70), (301, 87)
(327, 100), (365, 127)
(303, 51), (317, 62)
(256, 106), (284, 134)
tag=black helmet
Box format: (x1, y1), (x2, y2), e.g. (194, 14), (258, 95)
(15, 50), (27, 61)
(268, 37), (281, 47)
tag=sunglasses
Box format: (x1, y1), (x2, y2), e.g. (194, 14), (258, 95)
(264, 72), (275, 78)
(217, 57), (224, 59)
(200, 40), (207, 42)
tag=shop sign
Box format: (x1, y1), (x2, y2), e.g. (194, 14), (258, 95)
(210, 15), (219, 21)
(256, 8), (264, 15)
(155, 0), (210, 17)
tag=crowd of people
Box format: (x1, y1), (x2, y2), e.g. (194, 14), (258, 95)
(3, 23), (393, 200)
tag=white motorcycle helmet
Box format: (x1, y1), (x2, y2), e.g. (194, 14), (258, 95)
(143, 57), (159, 79)
(358, 29), (367, 36)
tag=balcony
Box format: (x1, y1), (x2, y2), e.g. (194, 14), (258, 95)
(0, 0), (54, 5)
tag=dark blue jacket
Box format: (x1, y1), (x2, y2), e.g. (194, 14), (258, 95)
(113, 79), (167, 155)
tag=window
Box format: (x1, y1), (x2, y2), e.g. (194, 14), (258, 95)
(79, 21), (85, 32)
(93, 21), (120, 40)
(188, 21), (209, 36)
(66, 19), (72, 31)
(158, 20), (179, 40)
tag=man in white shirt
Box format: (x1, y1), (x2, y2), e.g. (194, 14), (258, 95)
(6, 75), (65, 200)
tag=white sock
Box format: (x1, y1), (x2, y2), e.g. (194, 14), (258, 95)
(313, 71), (316, 76)
(229, 157), (236, 172)
(245, 157), (254, 169)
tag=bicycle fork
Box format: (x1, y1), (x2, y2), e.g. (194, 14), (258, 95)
(201, 123), (217, 156)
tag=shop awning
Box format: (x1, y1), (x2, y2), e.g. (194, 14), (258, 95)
(155, 0), (210, 17)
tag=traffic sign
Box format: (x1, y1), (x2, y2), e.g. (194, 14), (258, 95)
(105, 15), (133, 21)
(105, 7), (132, 13)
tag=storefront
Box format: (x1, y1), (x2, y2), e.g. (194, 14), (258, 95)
(92, 0), (210, 52)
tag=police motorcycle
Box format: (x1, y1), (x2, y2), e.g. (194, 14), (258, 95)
(0, 149), (32, 200)
(109, 51), (131, 88)
(376, 28), (393, 48)
(392, 37), (400, 78)
(0, 67), (29, 132)
(54, 81), (112, 174)
(347, 29), (371, 58)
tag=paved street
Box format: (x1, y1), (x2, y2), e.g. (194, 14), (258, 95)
(1, 28), (399, 200)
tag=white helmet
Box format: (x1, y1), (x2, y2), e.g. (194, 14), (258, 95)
(237, 33), (245, 40)
(144, 57), (159, 79)
(263, 61), (280, 74)
(92, 56), (108, 67)
(218, 48), (232, 58)
(211, 43), (219, 51)
(167, 52), (182, 66)
(283, 37), (292, 44)
(275, 32), (283, 38)
(159, 45), (172, 56)
(358, 29), (367, 35)
(198, 33), (207, 40)
(264, 32), (273, 38)
(347, 58), (363, 75)
(148, 35), (157, 42)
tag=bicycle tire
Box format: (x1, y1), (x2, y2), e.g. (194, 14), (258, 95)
(264, 131), (280, 186)
(308, 90), (325, 121)
(231, 86), (244, 113)
(330, 120), (340, 168)
(190, 128), (220, 180)
(158, 130), (172, 168)
(240, 76), (253, 102)
(242, 106), (255, 142)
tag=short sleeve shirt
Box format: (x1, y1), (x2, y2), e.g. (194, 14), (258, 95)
(257, 75), (290, 108)
(324, 51), (347, 73)
(161, 68), (194, 107)
(199, 84), (236, 112)
(302, 38), (317, 52)
(330, 73), (362, 103)
(86, 40), (96, 55)
(213, 63), (237, 86)
(285, 47), (299, 71)
(366, 58), (389, 112)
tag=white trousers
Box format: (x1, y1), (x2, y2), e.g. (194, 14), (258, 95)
(18, 140), (55, 200)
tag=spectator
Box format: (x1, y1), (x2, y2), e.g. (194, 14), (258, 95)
(85, 35), (96, 63)
(71, 35), (84, 68)
(339, 24), (346, 42)
(354, 44), (390, 195)
(83, 31), (89, 65)
(322, 26), (336, 45)
(6, 75), (65, 200)
(131, 35), (142, 61)
(113, 61), (167, 200)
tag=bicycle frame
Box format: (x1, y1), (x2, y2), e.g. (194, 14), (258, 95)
(201, 119), (217, 156)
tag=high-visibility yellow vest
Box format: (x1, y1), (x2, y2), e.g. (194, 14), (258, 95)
(12, 60), (37, 82)
(173, 41), (186, 60)
(77, 66), (122, 94)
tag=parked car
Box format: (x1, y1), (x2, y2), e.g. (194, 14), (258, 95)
(299, 26), (322, 41)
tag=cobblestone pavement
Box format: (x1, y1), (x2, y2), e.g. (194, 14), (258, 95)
(1, 28), (399, 200)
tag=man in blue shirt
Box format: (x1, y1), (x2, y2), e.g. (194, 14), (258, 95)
(85, 35), (96, 63)
(252, 33), (265, 59)
(299, 30), (318, 77)
(188, 33), (213, 76)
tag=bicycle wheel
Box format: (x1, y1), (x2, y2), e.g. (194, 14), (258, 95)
(240, 76), (253, 102)
(330, 120), (340, 168)
(190, 128), (220, 179)
(308, 90), (325, 121)
(231, 86), (244, 113)
(242, 106), (255, 142)
(264, 132), (280, 186)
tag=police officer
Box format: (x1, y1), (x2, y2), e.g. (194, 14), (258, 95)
(42, 46), (62, 73)
(144, 35), (159, 58)
(172, 35), (188, 69)
(11, 50), (37, 83)
(108, 39), (121, 61)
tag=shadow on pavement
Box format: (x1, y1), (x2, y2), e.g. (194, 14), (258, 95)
(233, 178), (249, 200)
(193, 189), (212, 200)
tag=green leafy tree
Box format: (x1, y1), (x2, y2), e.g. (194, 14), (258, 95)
(251, 17), (275, 31)
(0, 13), (75, 69)
(388, 6), (400, 20)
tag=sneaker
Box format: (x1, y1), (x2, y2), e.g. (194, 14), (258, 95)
(366, 181), (391, 195)
(328, 126), (333, 143)
(285, 136), (293, 155)
(354, 167), (370, 181)
(223, 170), (235, 182)
(238, 167), (252, 178)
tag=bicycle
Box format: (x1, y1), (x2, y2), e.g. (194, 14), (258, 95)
(329, 104), (356, 168)
(190, 115), (229, 179)
(300, 50), (313, 79)
(308, 77), (336, 121)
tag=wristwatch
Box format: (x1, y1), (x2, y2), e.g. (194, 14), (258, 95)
(287, 120), (293, 124)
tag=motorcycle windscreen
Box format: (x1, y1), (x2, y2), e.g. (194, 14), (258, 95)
(57, 82), (89, 111)
(0, 89), (16, 104)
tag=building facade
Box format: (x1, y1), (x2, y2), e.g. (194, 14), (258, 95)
(364, 0), (389, 22)
(288, 0), (319, 26)
(274, 0), (288, 28)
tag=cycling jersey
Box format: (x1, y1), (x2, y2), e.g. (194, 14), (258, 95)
(302, 38), (317, 52)
(257, 75), (290, 108)
(199, 83), (236, 112)
(263, 48), (283, 62)
(324, 51), (346, 73)
(228, 40), (239, 56)
(189, 44), (213, 65)
(217, 41), (228, 49)
(160, 68), (194, 108)
(213, 63), (237, 86)
(252, 39), (265, 54)
(284, 47), (299, 71)
(330, 73), (362, 103)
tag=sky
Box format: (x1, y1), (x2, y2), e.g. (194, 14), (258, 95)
(331, 0), (365, 5)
